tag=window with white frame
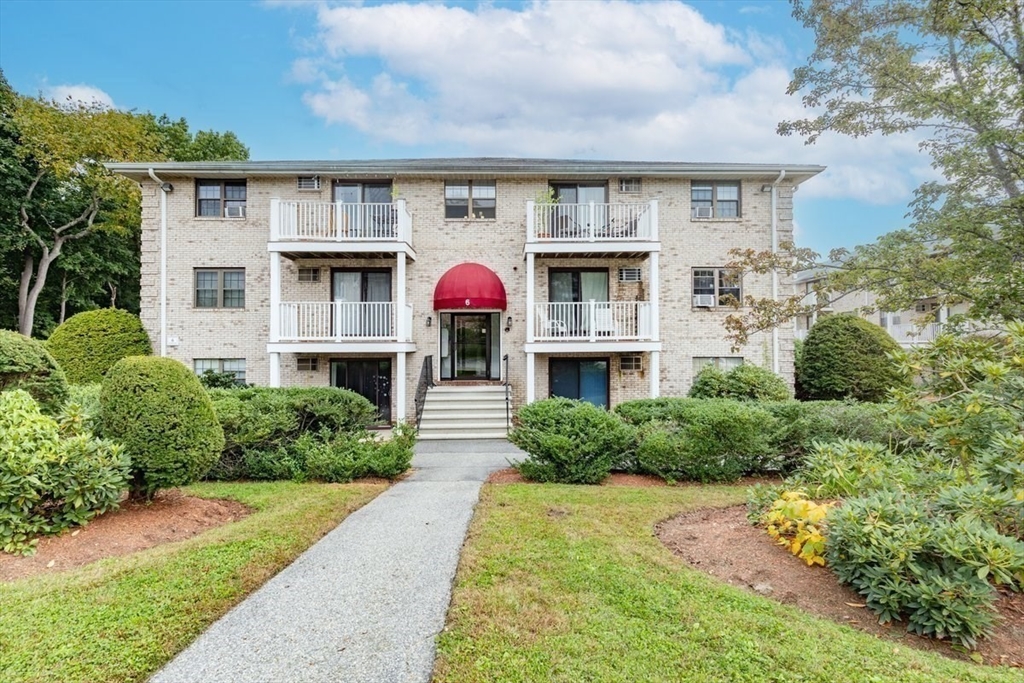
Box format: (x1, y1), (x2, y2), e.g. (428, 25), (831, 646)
(692, 357), (744, 373)
(297, 357), (319, 372)
(692, 268), (742, 307)
(618, 177), (641, 193)
(194, 269), (245, 308)
(691, 181), (740, 218)
(196, 180), (247, 217)
(194, 358), (246, 384)
(297, 267), (321, 283)
(445, 180), (496, 219)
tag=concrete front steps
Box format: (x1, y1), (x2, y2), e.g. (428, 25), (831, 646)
(417, 384), (511, 440)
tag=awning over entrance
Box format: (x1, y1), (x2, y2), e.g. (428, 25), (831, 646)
(433, 263), (507, 310)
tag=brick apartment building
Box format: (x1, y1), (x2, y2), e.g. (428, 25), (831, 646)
(109, 159), (824, 438)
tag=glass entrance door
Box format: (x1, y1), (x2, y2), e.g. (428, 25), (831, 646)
(440, 312), (500, 380)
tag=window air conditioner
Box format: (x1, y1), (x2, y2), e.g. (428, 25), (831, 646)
(693, 206), (714, 219)
(693, 294), (716, 307)
(225, 206), (246, 218)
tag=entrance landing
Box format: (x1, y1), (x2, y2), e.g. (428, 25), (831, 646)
(148, 440), (520, 683)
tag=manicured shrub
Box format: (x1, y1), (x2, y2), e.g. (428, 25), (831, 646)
(206, 386), (378, 480)
(63, 383), (103, 434)
(198, 369), (240, 389)
(689, 364), (791, 402)
(762, 400), (898, 471)
(790, 439), (917, 498)
(826, 490), (1024, 647)
(760, 490), (832, 566)
(45, 309), (151, 384)
(798, 314), (908, 402)
(614, 397), (704, 426)
(101, 357), (224, 499)
(0, 390), (129, 554)
(0, 329), (69, 414)
(510, 398), (635, 484)
(634, 399), (777, 482)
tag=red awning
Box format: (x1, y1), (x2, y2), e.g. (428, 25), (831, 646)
(433, 263), (507, 310)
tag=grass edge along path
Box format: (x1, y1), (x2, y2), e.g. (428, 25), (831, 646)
(0, 480), (387, 683)
(434, 484), (1020, 683)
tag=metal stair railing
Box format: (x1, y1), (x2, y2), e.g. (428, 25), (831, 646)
(414, 355), (434, 429)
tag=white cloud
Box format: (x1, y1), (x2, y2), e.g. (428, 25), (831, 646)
(285, 0), (930, 205)
(44, 84), (115, 109)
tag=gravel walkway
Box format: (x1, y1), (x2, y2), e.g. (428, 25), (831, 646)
(149, 439), (520, 683)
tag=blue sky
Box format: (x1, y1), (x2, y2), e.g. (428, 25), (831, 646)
(0, 0), (926, 255)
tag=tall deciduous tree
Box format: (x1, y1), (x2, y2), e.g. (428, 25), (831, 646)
(725, 0), (1024, 347)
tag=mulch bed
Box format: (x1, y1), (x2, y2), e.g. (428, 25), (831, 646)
(0, 490), (250, 582)
(657, 505), (1024, 668)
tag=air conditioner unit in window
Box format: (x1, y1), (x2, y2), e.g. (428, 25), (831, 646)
(225, 206), (246, 218)
(693, 207), (714, 219)
(693, 294), (716, 308)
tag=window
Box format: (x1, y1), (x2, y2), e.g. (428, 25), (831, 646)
(693, 357), (744, 373)
(297, 357), (319, 372)
(445, 180), (496, 219)
(194, 358), (246, 384)
(692, 268), (742, 307)
(880, 312), (902, 327)
(620, 355), (643, 372)
(691, 181), (740, 218)
(297, 175), (321, 191)
(194, 269), (245, 308)
(618, 178), (641, 193)
(196, 180), (247, 217)
(618, 267), (642, 282)
(297, 267), (321, 283)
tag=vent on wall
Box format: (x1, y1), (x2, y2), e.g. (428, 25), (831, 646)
(618, 267), (642, 282)
(620, 355), (643, 372)
(297, 175), (321, 191)
(297, 267), (321, 283)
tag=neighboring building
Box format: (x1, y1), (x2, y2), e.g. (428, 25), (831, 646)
(793, 270), (968, 347)
(109, 159), (824, 437)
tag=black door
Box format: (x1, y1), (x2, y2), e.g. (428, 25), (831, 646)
(331, 358), (391, 422)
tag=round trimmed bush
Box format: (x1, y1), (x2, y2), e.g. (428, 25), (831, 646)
(510, 398), (635, 484)
(798, 315), (908, 402)
(101, 356), (224, 499)
(46, 309), (151, 384)
(0, 329), (69, 414)
(689, 363), (790, 401)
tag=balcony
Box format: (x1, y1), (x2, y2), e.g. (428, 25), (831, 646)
(887, 322), (942, 346)
(525, 200), (659, 255)
(527, 300), (659, 353)
(268, 199), (415, 259)
(269, 301), (415, 353)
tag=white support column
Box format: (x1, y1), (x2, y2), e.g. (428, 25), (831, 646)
(526, 253), (535, 343)
(270, 352), (281, 388)
(396, 252), (407, 341)
(649, 350), (660, 398)
(526, 352), (536, 403)
(649, 251), (660, 341)
(396, 352), (407, 423)
(270, 252), (281, 343)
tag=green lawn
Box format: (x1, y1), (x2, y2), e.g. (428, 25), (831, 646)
(434, 484), (1019, 683)
(0, 481), (386, 683)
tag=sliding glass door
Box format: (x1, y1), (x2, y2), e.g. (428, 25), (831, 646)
(332, 269), (391, 337)
(549, 358), (609, 407)
(549, 269), (609, 336)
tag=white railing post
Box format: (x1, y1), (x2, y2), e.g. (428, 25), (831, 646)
(396, 252), (406, 341)
(269, 252), (281, 343)
(649, 251), (660, 342)
(649, 199), (659, 241)
(526, 253), (535, 342)
(270, 199), (281, 240)
(588, 201), (596, 241)
(526, 200), (536, 241)
(589, 299), (597, 342)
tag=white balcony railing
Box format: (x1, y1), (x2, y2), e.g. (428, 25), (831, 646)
(887, 322), (942, 344)
(527, 201), (657, 242)
(533, 301), (653, 342)
(278, 301), (413, 342)
(270, 199), (412, 244)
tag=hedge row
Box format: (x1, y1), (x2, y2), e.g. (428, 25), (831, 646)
(46, 309), (151, 384)
(511, 397), (896, 485)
